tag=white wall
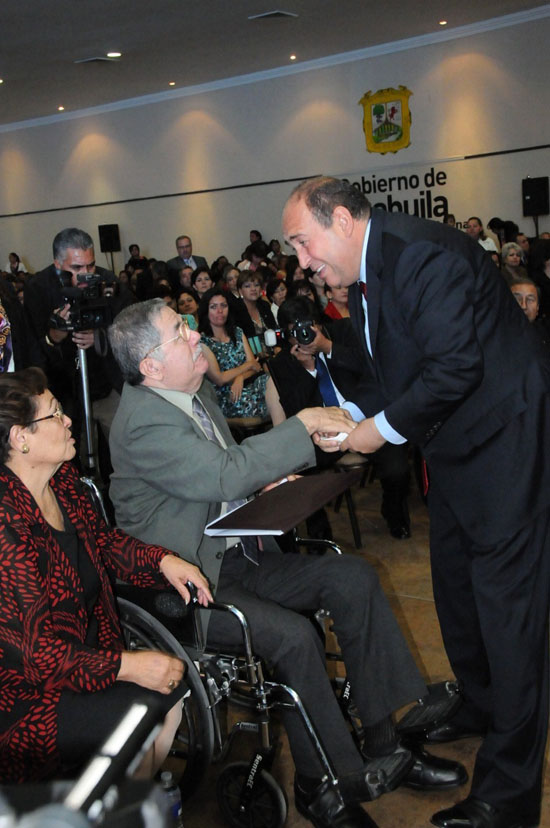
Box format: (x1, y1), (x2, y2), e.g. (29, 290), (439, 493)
(1, 15), (549, 272)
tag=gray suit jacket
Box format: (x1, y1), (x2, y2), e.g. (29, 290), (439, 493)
(166, 254), (208, 274)
(109, 380), (315, 597)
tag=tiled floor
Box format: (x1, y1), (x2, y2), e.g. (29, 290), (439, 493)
(183, 478), (550, 827)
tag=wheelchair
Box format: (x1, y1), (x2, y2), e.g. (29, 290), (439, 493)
(116, 567), (462, 826)
(80, 478), (461, 827)
(116, 543), (346, 828)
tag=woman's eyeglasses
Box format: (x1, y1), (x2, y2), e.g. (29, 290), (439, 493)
(29, 403), (64, 424)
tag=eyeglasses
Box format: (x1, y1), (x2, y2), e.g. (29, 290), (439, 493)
(144, 318), (191, 359)
(29, 402), (64, 424)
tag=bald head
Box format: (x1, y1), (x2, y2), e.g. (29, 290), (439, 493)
(286, 176), (371, 227)
(283, 176), (370, 288)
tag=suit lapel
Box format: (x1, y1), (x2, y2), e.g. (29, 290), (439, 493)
(364, 211), (385, 362)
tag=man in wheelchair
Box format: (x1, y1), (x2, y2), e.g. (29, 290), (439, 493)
(108, 300), (466, 828)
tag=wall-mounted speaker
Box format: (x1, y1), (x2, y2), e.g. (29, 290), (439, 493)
(522, 177), (549, 217)
(98, 223), (121, 252)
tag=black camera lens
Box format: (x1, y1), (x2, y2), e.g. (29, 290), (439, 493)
(289, 319), (316, 345)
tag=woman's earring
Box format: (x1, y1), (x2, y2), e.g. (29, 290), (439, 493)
(21, 444), (29, 454)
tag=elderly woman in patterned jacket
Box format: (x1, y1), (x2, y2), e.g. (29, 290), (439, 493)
(0, 367), (212, 783)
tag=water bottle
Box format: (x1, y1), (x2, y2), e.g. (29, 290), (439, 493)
(160, 771), (184, 828)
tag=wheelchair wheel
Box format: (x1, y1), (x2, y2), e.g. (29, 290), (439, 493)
(216, 761), (287, 828)
(117, 597), (214, 800)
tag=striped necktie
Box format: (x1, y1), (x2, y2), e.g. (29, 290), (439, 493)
(192, 396), (259, 564)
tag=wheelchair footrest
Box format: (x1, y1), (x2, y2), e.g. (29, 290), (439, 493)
(396, 681), (462, 736)
(361, 749), (414, 799)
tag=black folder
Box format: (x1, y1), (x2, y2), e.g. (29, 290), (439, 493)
(205, 469), (362, 536)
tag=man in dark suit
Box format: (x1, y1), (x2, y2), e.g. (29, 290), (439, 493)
(166, 234), (208, 276)
(282, 177), (550, 828)
(108, 298), (466, 828)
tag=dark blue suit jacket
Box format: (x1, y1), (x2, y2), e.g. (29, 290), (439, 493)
(348, 209), (550, 545)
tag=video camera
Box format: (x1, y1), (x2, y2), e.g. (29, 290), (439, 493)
(49, 271), (114, 332)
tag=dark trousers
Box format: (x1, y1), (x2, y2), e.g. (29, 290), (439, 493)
(429, 488), (550, 822)
(207, 544), (427, 777)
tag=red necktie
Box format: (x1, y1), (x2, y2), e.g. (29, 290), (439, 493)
(359, 281), (367, 299)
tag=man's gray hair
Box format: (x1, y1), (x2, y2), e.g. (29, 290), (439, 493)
(108, 299), (166, 385)
(52, 228), (94, 262)
(288, 176), (370, 228)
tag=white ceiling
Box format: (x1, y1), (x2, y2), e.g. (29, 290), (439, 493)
(0, 0), (547, 128)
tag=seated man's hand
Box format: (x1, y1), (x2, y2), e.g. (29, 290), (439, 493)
(160, 555), (213, 606)
(118, 650), (185, 694)
(261, 473), (300, 493)
(296, 406), (354, 450)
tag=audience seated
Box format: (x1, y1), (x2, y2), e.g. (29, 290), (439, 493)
(240, 239), (271, 272)
(514, 232), (530, 264)
(0, 367), (213, 783)
(500, 242), (528, 282)
(198, 288), (267, 418)
(0, 279), (42, 370)
(125, 243), (148, 272)
(323, 284), (350, 321)
(527, 238), (550, 317)
(508, 275), (550, 346)
(236, 270), (277, 343)
(191, 265), (214, 300)
(175, 286), (200, 326)
(285, 254), (305, 287)
(4, 252), (26, 275)
(220, 264), (240, 298)
(167, 235), (208, 277)
(266, 277), (287, 323)
(465, 216), (498, 252)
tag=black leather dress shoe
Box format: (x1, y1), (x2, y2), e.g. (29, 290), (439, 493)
(294, 778), (378, 827)
(431, 796), (535, 828)
(388, 521), (411, 539)
(401, 744), (468, 791)
(422, 720), (486, 744)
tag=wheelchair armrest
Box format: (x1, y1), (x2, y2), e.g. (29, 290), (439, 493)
(115, 583), (204, 650)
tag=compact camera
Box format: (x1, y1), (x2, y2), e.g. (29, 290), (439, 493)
(286, 319), (316, 345)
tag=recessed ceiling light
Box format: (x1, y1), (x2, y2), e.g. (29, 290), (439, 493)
(58, 106), (65, 111)
(169, 81), (176, 86)
(106, 51), (122, 58)
(439, 20), (447, 25)
(290, 54), (296, 61)
(0, 79), (3, 84)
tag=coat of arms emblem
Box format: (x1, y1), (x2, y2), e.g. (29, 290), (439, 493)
(358, 86), (412, 154)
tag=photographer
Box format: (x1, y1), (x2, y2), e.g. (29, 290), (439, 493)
(24, 228), (135, 466)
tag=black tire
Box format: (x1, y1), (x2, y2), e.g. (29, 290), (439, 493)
(117, 597), (214, 800)
(216, 761), (287, 828)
